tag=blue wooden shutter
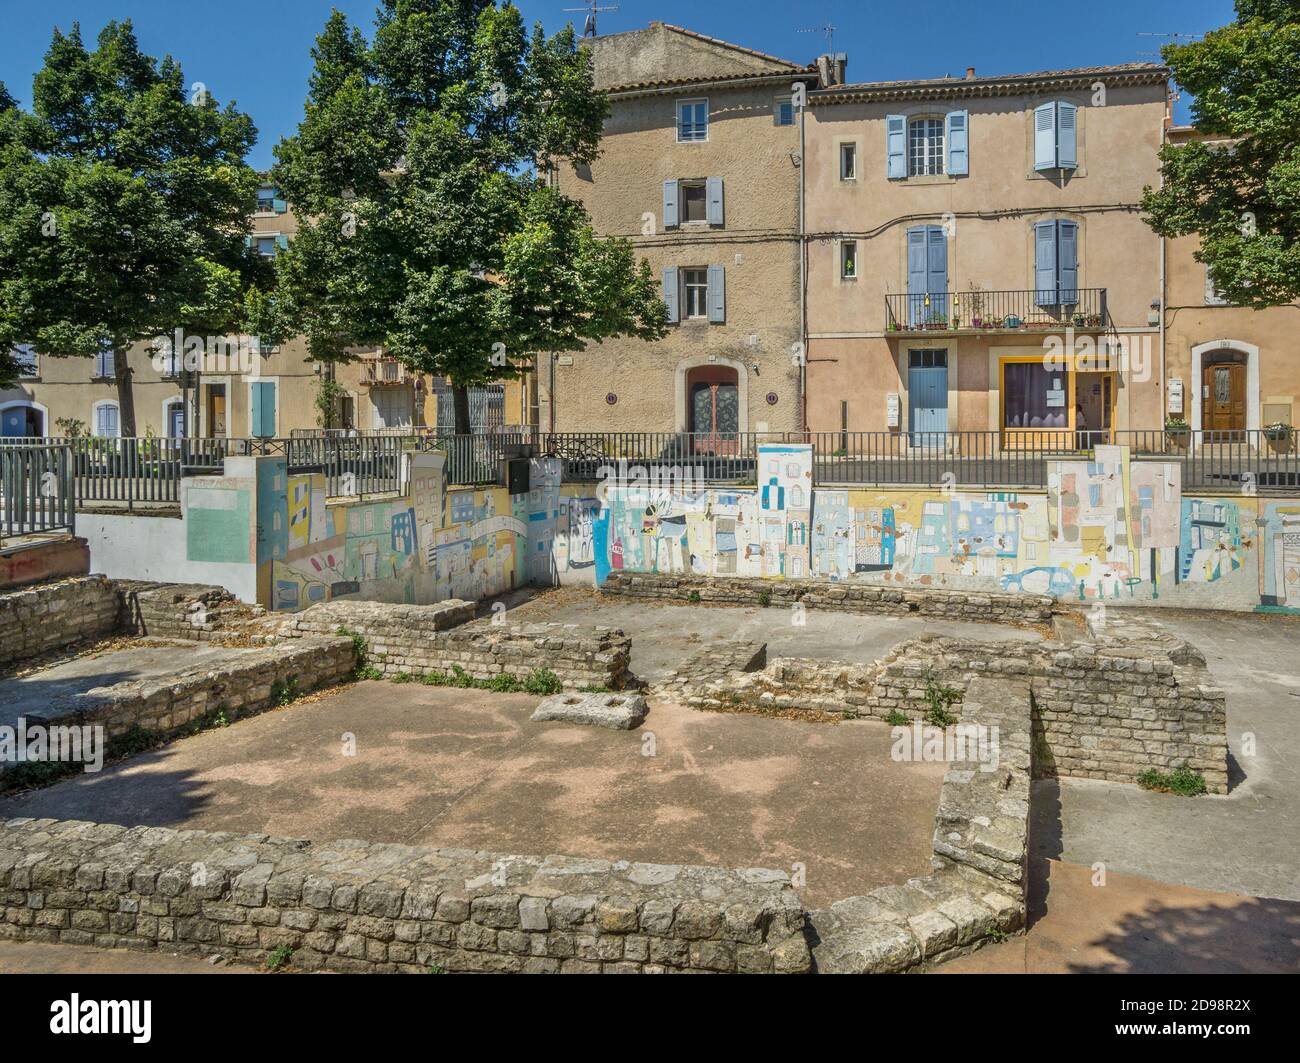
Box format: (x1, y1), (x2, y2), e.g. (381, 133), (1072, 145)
(272, 195), (287, 213)
(906, 227), (928, 325)
(1035, 221), (1059, 306)
(946, 110), (969, 175)
(706, 176), (724, 226)
(244, 235), (253, 250)
(1034, 102), (1057, 171)
(707, 264), (726, 323)
(276, 234), (289, 252)
(886, 115), (906, 178)
(252, 382), (276, 438)
(663, 180), (679, 229)
(926, 227), (947, 296)
(662, 267), (679, 324)
(1057, 102), (1078, 169)
(1058, 221), (1079, 303)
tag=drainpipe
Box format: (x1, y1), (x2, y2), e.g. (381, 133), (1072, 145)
(1159, 97), (1169, 439)
(798, 82), (808, 437)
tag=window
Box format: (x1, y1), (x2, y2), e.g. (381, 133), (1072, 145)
(93, 401), (120, 438)
(840, 142), (857, 180)
(14, 344), (38, 378)
(909, 349), (947, 369)
(1003, 361), (1068, 429)
(908, 118), (945, 176)
(1205, 267), (1232, 306)
(663, 178), (723, 228)
(94, 345), (115, 379)
(683, 269), (709, 319)
(681, 180), (707, 223)
(256, 186), (287, 214)
(840, 241), (857, 280)
(676, 99), (708, 142)
(256, 236), (278, 258)
(663, 265), (724, 323)
(775, 98), (795, 126)
(1034, 220), (1080, 307)
(1033, 101), (1078, 172)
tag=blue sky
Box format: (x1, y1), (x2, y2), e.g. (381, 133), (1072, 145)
(0, 0), (1235, 169)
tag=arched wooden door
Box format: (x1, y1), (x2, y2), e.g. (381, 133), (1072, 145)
(1203, 360), (1246, 437)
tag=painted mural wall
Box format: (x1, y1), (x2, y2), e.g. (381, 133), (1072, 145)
(182, 453), (564, 612)
(559, 443), (1291, 614)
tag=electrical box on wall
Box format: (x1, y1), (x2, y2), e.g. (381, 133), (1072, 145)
(505, 458), (530, 496)
(886, 392), (900, 428)
(1168, 378), (1184, 415)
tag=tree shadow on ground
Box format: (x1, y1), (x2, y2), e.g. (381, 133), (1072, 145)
(1065, 896), (1300, 973)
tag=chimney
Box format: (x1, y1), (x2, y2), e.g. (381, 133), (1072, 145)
(965, 67), (976, 79)
(833, 52), (848, 86)
(817, 54), (833, 87)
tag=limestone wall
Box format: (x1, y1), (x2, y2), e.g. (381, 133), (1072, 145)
(275, 600), (632, 690)
(0, 818), (811, 974)
(0, 575), (119, 669)
(679, 619), (1228, 793)
(600, 571), (1055, 624)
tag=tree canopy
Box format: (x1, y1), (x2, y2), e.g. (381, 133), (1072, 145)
(1141, 0), (1300, 307)
(267, 0), (667, 432)
(0, 20), (267, 429)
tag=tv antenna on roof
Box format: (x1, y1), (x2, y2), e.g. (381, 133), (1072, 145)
(563, 1), (619, 38)
(1136, 31), (1202, 56)
(797, 24), (837, 52)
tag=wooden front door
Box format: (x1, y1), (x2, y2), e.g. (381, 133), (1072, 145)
(1203, 362), (1246, 435)
(207, 385), (226, 437)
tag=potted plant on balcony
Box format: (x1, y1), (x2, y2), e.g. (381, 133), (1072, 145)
(1003, 314), (1023, 329)
(967, 284), (986, 328)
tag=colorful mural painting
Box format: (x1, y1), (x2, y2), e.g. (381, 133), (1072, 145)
(183, 451), (563, 613)
(570, 442), (1287, 613)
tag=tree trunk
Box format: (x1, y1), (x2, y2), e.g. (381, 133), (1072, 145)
(452, 383), (471, 435)
(113, 348), (137, 437)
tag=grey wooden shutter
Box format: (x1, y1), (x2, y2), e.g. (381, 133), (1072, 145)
(1034, 102), (1057, 171)
(1057, 102), (1078, 169)
(706, 176), (724, 225)
(886, 115), (906, 178)
(663, 180), (679, 229)
(1035, 221), (1059, 306)
(663, 266), (680, 323)
(707, 264), (726, 323)
(946, 110), (969, 175)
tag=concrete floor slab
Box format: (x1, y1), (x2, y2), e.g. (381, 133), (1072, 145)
(0, 683), (946, 910)
(498, 587), (1044, 684)
(939, 858), (1300, 974)
(0, 642), (261, 727)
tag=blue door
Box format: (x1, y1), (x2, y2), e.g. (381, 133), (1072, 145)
(169, 403), (186, 439)
(908, 349), (949, 444)
(907, 226), (948, 327)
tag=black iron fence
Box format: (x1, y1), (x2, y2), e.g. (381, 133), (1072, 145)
(535, 429), (1300, 493)
(884, 288), (1109, 333)
(1, 442), (75, 540)
(2, 427), (1296, 516)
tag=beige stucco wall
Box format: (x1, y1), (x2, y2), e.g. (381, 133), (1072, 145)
(803, 80), (1167, 434)
(551, 30), (808, 433)
(1163, 232), (1300, 431)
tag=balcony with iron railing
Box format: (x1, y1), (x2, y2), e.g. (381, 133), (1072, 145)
(884, 288), (1109, 336)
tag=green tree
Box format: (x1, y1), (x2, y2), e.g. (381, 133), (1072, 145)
(0, 21), (268, 433)
(1141, 1), (1300, 307)
(268, 1), (666, 433)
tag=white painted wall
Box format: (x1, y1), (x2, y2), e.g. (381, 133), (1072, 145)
(79, 511), (258, 602)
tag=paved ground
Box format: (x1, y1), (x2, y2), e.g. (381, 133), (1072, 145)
(0, 684), (945, 910)
(498, 587), (1044, 684)
(1039, 609), (1300, 902)
(0, 940), (254, 974)
(940, 858), (1300, 974)
(0, 643), (258, 727)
